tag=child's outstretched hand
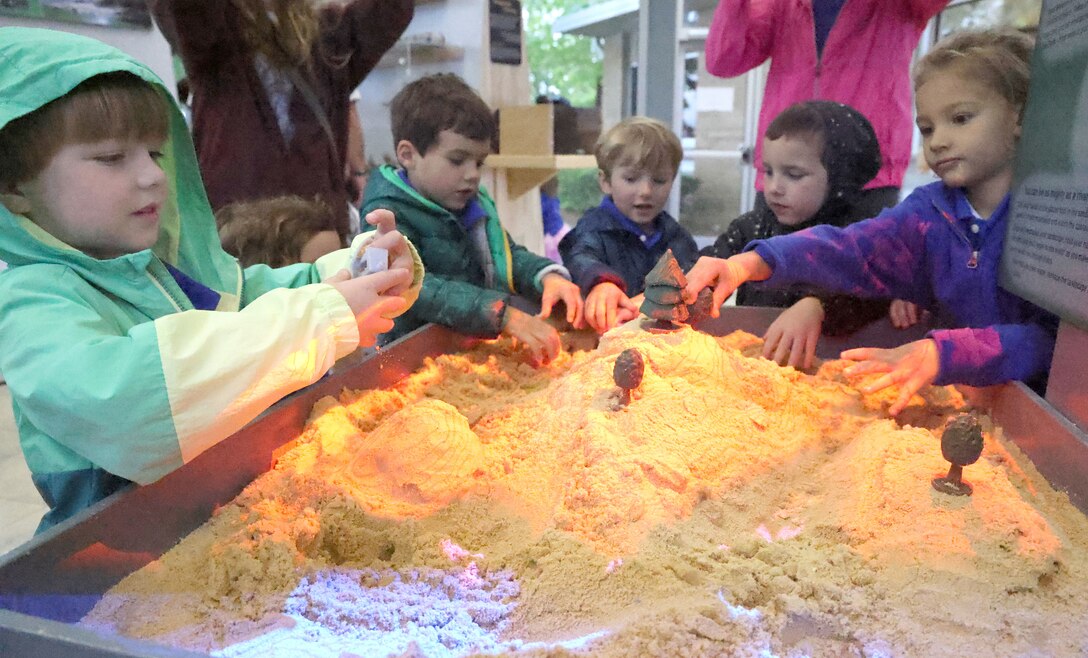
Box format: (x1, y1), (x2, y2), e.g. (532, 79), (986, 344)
(584, 281), (639, 334)
(841, 338), (941, 416)
(326, 268), (412, 347)
(683, 252), (772, 316)
(502, 306), (562, 367)
(763, 296), (824, 370)
(539, 273), (585, 329)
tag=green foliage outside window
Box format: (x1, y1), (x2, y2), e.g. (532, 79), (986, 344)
(524, 0), (603, 107)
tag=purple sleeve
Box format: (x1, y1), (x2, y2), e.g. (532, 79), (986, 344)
(749, 199), (933, 305)
(929, 322), (1056, 387)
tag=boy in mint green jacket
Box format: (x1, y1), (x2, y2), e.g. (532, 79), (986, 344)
(0, 27), (422, 532)
(362, 73), (584, 364)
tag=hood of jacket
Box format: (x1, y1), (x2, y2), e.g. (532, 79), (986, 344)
(0, 27), (240, 298)
(366, 164), (500, 220)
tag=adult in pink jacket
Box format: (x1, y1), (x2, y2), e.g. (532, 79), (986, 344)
(706, 0), (949, 216)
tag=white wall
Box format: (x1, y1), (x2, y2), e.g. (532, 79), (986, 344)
(355, 0), (488, 166)
(0, 15), (176, 95)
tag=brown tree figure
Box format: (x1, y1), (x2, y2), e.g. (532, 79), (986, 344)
(640, 249), (689, 332)
(685, 287), (716, 326)
(611, 348), (645, 410)
(932, 413), (985, 496)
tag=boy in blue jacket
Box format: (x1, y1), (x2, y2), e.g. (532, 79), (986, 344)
(685, 28), (1057, 417)
(559, 117), (700, 333)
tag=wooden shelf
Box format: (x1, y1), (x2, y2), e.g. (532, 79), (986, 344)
(488, 105), (598, 198)
(485, 154), (597, 198)
(485, 154), (597, 170)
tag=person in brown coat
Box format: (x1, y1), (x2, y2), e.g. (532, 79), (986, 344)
(150, 0), (414, 244)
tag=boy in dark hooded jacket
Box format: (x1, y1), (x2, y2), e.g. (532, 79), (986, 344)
(702, 101), (894, 369)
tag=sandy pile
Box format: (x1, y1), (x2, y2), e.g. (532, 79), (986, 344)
(82, 324), (1088, 657)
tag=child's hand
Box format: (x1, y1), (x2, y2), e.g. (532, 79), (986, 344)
(502, 306), (562, 367)
(584, 282), (639, 334)
(327, 268), (413, 347)
(617, 293), (643, 325)
(888, 299), (924, 329)
(762, 296), (824, 370)
(840, 338), (941, 417)
(363, 208), (397, 234)
(683, 252), (772, 316)
(539, 273), (585, 329)
(361, 209), (414, 289)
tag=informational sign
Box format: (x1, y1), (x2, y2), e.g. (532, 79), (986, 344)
(489, 0), (523, 66)
(1002, 0), (1088, 329)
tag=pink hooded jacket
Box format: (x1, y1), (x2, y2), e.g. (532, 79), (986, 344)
(706, 0), (949, 191)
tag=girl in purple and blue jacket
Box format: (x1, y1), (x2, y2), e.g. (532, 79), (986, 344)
(687, 29), (1057, 417)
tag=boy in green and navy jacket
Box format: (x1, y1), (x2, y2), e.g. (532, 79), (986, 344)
(361, 73), (584, 365)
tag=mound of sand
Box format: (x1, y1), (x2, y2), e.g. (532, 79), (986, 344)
(82, 324), (1088, 657)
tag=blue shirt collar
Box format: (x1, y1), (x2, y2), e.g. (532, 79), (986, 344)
(601, 196), (664, 249)
(165, 262), (221, 311)
(944, 187), (1010, 249)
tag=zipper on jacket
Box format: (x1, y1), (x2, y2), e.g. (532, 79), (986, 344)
(935, 203), (980, 271)
(145, 258), (187, 312)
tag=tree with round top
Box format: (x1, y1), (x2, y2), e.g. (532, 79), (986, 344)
(932, 413), (985, 496)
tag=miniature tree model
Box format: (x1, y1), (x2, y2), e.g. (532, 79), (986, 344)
(640, 249), (689, 331)
(611, 348), (645, 410)
(685, 287), (715, 326)
(932, 413), (985, 496)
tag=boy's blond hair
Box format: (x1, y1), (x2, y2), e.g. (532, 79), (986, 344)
(594, 116), (683, 179)
(913, 28), (1035, 115)
(216, 195), (336, 268)
(0, 72), (169, 188)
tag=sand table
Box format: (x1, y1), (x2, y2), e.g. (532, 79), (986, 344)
(82, 324), (1088, 657)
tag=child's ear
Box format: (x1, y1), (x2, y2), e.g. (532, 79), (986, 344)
(0, 187), (32, 216)
(395, 140), (417, 169)
(597, 169), (611, 194)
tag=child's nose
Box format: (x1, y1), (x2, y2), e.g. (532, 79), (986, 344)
(928, 126), (949, 151)
(765, 175), (782, 196)
(138, 156), (166, 188)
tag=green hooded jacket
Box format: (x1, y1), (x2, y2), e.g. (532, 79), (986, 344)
(0, 27), (377, 531)
(362, 164), (559, 339)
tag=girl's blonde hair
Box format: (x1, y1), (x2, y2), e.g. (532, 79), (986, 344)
(232, 0), (320, 69)
(913, 28), (1036, 114)
(0, 72), (170, 188)
(595, 116), (683, 179)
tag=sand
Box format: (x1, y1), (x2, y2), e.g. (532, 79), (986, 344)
(82, 324), (1088, 657)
